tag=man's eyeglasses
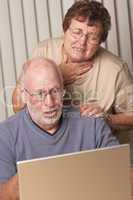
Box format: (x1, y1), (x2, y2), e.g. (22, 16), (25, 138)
(24, 88), (65, 102)
(69, 27), (101, 45)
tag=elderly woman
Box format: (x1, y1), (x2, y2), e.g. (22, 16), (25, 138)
(12, 0), (133, 142)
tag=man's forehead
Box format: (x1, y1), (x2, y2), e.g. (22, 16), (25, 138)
(24, 63), (58, 82)
(26, 79), (60, 91)
(27, 63), (52, 73)
(25, 68), (60, 90)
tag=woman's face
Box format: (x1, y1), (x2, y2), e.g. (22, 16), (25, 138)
(63, 19), (103, 62)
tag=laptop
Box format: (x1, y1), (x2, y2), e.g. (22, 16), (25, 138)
(17, 144), (131, 200)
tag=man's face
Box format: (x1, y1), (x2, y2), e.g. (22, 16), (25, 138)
(63, 19), (103, 62)
(24, 66), (63, 130)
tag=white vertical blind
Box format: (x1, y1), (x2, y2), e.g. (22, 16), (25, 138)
(47, 0), (63, 37)
(104, 0), (119, 55)
(115, 0), (132, 71)
(22, 0), (39, 57)
(0, 43), (7, 120)
(35, 0), (51, 41)
(0, 0), (133, 120)
(9, 0), (27, 77)
(0, 0), (17, 117)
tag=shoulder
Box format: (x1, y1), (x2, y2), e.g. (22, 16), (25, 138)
(94, 47), (133, 88)
(69, 114), (118, 148)
(0, 109), (26, 140)
(65, 109), (105, 132)
(96, 47), (126, 73)
(0, 109), (25, 125)
(34, 37), (63, 51)
(31, 37), (64, 62)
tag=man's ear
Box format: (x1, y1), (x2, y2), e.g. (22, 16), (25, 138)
(21, 89), (27, 104)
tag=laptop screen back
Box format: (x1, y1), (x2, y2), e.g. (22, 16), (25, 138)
(17, 145), (131, 200)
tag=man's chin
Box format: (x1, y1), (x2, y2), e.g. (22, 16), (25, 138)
(42, 111), (62, 125)
(41, 117), (59, 127)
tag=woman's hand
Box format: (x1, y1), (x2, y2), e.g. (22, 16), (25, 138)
(59, 61), (93, 85)
(80, 102), (104, 118)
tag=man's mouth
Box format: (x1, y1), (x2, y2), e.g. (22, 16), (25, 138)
(44, 109), (58, 117)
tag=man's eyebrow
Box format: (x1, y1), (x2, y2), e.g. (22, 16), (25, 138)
(30, 89), (45, 94)
(34, 86), (60, 92)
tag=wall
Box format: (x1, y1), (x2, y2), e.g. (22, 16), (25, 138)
(0, 0), (133, 120)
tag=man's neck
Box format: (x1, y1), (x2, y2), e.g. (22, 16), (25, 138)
(41, 123), (59, 134)
(36, 121), (59, 135)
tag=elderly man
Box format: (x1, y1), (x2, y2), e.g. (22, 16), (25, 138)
(0, 58), (118, 200)
(12, 0), (133, 144)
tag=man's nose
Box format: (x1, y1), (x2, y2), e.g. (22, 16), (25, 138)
(43, 94), (55, 107)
